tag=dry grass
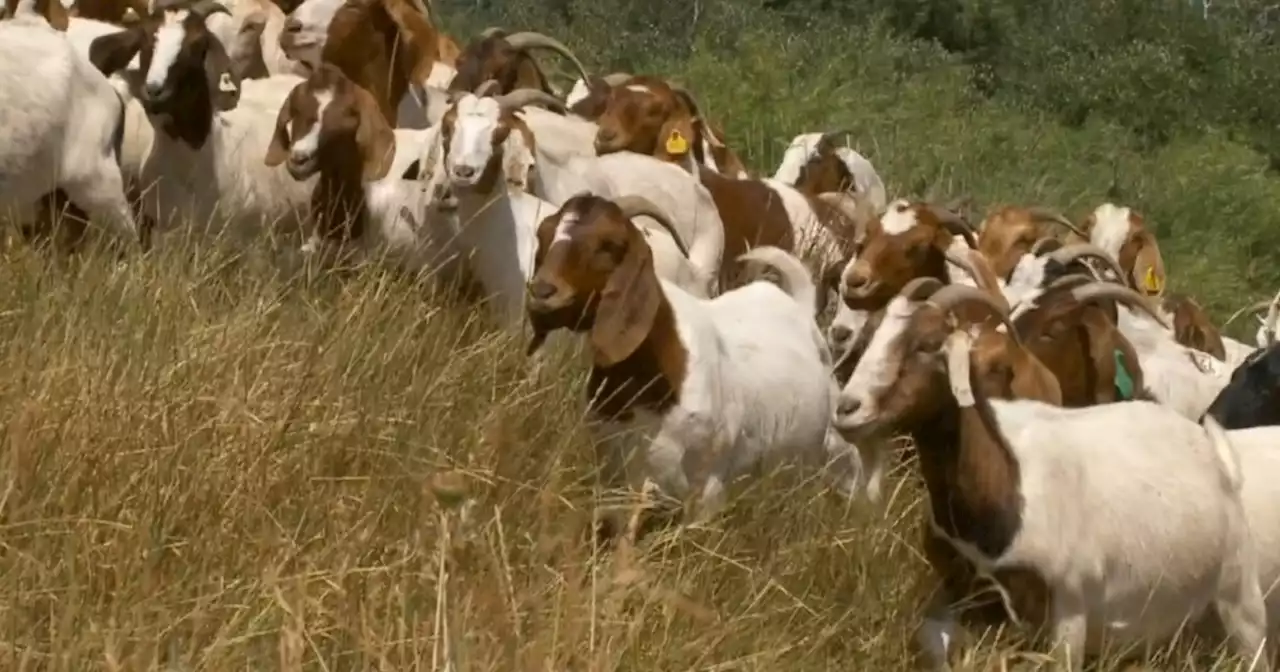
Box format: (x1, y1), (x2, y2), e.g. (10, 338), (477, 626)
(0, 235), (1262, 671)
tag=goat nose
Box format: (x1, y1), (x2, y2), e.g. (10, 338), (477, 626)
(596, 129), (616, 143)
(452, 165), (476, 179)
(830, 325), (852, 345)
(144, 82), (164, 98)
(283, 17), (301, 32)
(844, 274), (868, 290)
(528, 280), (557, 301)
(837, 396), (862, 418)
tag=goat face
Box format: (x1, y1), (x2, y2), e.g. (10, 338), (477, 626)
(592, 79), (686, 156)
(840, 200), (974, 310)
(774, 133), (855, 196)
(526, 195), (661, 367)
(1206, 344), (1280, 429)
(279, 0), (343, 66)
(438, 94), (537, 192)
(264, 63), (395, 183)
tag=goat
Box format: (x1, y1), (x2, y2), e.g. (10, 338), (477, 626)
(0, 8), (138, 248)
(1224, 289), (1280, 356)
(203, 0), (307, 79)
(279, 0), (453, 127)
(591, 75), (749, 179)
(832, 277), (1270, 672)
(525, 196), (860, 534)
(89, 0), (314, 251)
(772, 131), (887, 212)
(447, 27), (591, 98)
(1205, 344), (1280, 430)
(264, 63), (464, 281)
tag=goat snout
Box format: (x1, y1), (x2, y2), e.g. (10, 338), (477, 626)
(830, 325), (853, 348)
(283, 17), (302, 33)
(142, 81), (170, 103)
(836, 396), (862, 418)
(526, 278), (573, 313)
(285, 151), (318, 179)
(594, 128), (618, 150)
(451, 164), (478, 182)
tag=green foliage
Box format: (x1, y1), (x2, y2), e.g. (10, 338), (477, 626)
(440, 0), (1280, 333)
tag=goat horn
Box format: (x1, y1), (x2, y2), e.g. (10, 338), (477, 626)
(502, 32), (591, 90)
(1042, 272), (1096, 294)
(944, 248), (1009, 311)
(925, 203), (977, 249)
(928, 284), (1023, 347)
(899, 277), (945, 302)
(819, 129), (852, 148)
(1070, 283), (1170, 330)
(480, 26), (505, 39)
(601, 72), (633, 87)
(1224, 289), (1280, 329)
(671, 86), (727, 148)
(1046, 243), (1125, 283)
(1027, 206), (1089, 240)
(612, 196), (690, 258)
(1029, 237), (1062, 256)
(474, 79), (501, 97)
(495, 88), (566, 113)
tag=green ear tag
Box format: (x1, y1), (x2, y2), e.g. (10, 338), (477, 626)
(1113, 349), (1134, 400)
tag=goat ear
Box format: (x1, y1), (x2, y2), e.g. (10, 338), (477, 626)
(88, 28), (144, 77)
(41, 0), (70, 31)
(590, 229), (660, 367)
(1132, 233), (1166, 295)
(263, 97), (294, 167)
(353, 86), (396, 181)
(203, 35), (241, 111)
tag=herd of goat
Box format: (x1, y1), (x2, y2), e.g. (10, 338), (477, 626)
(6, 0), (1280, 668)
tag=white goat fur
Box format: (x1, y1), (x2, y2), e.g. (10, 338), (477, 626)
(772, 132), (888, 212)
(838, 313), (1269, 670)
(0, 17), (137, 242)
(593, 246), (860, 518)
(206, 0), (308, 78)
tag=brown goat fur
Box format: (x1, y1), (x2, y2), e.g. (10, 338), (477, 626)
(792, 139), (857, 197)
(319, 0), (444, 125)
(5, 0), (70, 28)
(525, 194), (688, 421)
(695, 167), (796, 291)
(591, 76), (748, 178)
(840, 200), (977, 311)
(1161, 292), (1228, 361)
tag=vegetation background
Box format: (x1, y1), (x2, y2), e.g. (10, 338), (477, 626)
(1, 0), (1276, 668)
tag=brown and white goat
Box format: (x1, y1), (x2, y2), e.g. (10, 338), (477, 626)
(590, 75), (749, 179)
(264, 63), (464, 281)
(976, 205), (1091, 280)
(447, 27), (591, 98)
(834, 277), (1270, 672)
(280, 0), (451, 125)
(771, 131), (888, 212)
(1069, 202), (1168, 297)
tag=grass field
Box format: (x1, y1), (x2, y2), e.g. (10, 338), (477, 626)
(5, 0), (1280, 668)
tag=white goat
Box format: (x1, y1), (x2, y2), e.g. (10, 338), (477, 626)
(526, 231), (860, 527)
(0, 13), (137, 243)
(832, 280), (1270, 671)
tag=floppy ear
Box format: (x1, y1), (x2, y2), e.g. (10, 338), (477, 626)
(88, 28), (145, 77)
(203, 34), (241, 111)
(263, 97), (295, 167)
(501, 117), (537, 188)
(590, 229), (661, 367)
(352, 85), (396, 181)
(1132, 232), (1166, 296)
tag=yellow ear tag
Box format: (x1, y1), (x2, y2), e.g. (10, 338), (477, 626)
(665, 130), (689, 156)
(1143, 266), (1163, 292)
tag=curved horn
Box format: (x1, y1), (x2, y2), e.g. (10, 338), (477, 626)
(503, 31), (591, 88)
(1042, 272), (1098, 294)
(1027, 206), (1089, 240)
(670, 86), (727, 148)
(601, 72), (634, 87)
(1046, 243), (1125, 282)
(1029, 237), (1063, 257)
(928, 284), (1023, 347)
(899, 277), (945, 302)
(474, 79), (501, 97)
(819, 129), (852, 149)
(480, 26), (506, 39)
(1224, 290), (1280, 329)
(925, 204), (977, 248)
(943, 248), (1009, 311)
(495, 88), (566, 113)
(612, 195), (690, 258)
(1070, 283), (1170, 330)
